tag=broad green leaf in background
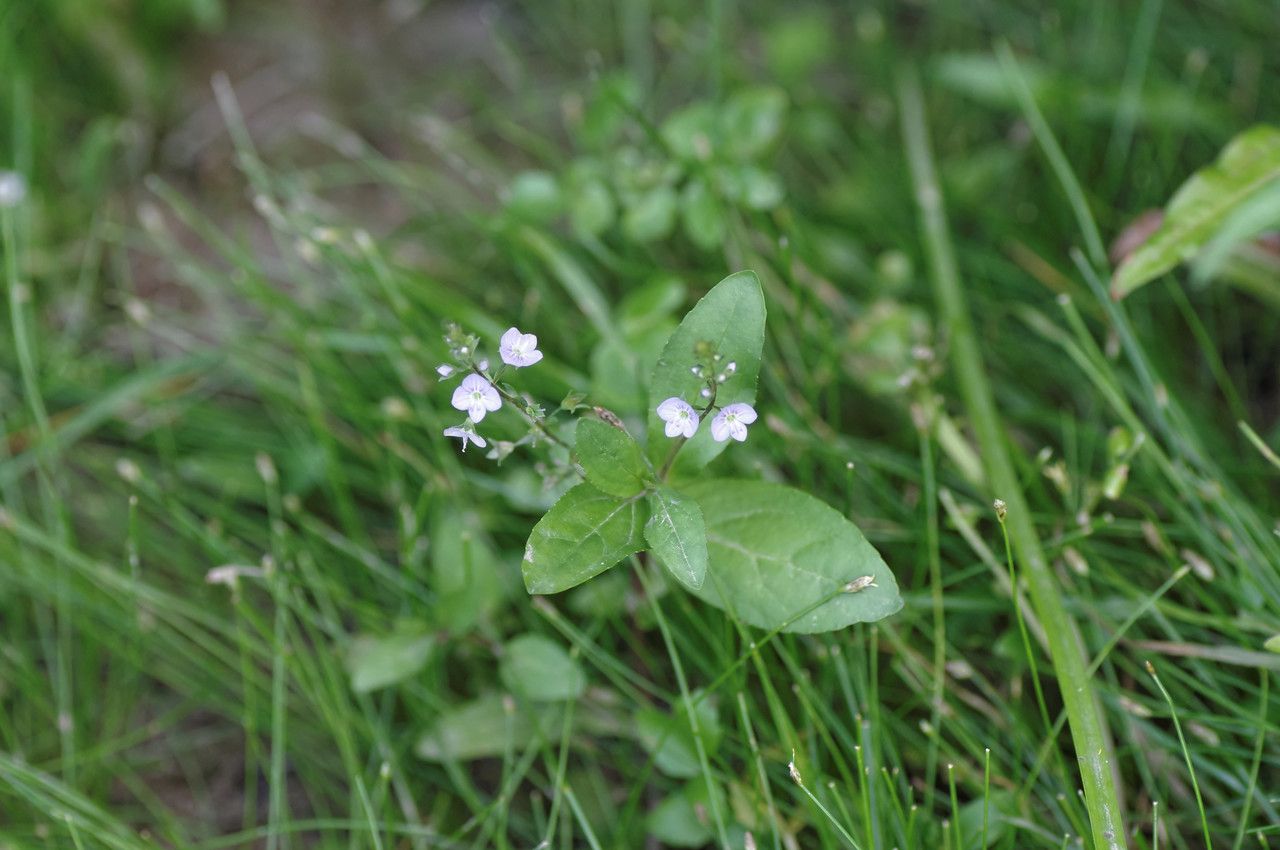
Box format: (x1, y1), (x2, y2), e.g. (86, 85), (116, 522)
(647, 271), (766, 473)
(523, 482), (647, 594)
(635, 695), (722, 778)
(681, 178), (727, 251)
(1265, 634), (1280, 654)
(644, 486), (708, 590)
(345, 630), (435, 694)
(432, 507), (510, 633)
(623, 184), (678, 243)
(568, 177), (616, 236)
(504, 170), (562, 223)
(499, 633), (586, 701)
(645, 781), (728, 848)
(575, 417), (650, 497)
(1113, 125), (1280, 298)
(416, 693), (555, 762)
(720, 86), (787, 161)
(1190, 179), (1280, 285)
(683, 479), (901, 633)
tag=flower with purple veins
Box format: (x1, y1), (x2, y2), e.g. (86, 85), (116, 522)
(443, 424), (487, 452)
(656, 397), (699, 438)
(451, 373), (501, 422)
(499, 327), (543, 368)
(710, 403), (757, 443)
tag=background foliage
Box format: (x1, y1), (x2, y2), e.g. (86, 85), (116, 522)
(1, 1), (1278, 848)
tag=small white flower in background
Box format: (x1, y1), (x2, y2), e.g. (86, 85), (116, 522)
(710, 403), (757, 443)
(443, 424), (487, 452)
(451, 373), (501, 422)
(436, 364), (455, 378)
(0, 171), (27, 208)
(656, 397), (699, 438)
(499, 327), (543, 367)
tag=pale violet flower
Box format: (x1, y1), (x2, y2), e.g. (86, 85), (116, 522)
(656, 397), (699, 438)
(436, 364), (455, 378)
(499, 327), (543, 367)
(0, 171), (27, 208)
(710, 403), (757, 443)
(451, 373), (501, 422)
(443, 424), (487, 452)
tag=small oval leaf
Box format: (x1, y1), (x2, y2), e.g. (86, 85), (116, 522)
(576, 417), (650, 497)
(645, 486), (708, 590)
(523, 482), (647, 594)
(346, 631), (435, 694)
(499, 634), (586, 701)
(683, 479), (901, 633)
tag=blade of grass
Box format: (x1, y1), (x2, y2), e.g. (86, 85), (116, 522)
(898, 66), (1129, 850)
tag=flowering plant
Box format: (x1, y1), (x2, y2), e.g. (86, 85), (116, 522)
(438, 271), (902, 633)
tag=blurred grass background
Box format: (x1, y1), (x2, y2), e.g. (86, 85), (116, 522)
(1, 1), (1278, 848)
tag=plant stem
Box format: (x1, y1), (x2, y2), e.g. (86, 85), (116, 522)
(898, 67), (1128, 850)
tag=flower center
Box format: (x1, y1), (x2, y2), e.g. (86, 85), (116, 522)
(472, 391), (484, 401)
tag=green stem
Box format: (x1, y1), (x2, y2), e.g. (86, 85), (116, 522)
(898, 68), (1128, 850)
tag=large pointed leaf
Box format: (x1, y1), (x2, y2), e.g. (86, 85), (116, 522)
(1113, 125), (1280, 298)
(644, 486), (708, 590)
(683, 479), (901, 633)
(522, 482), (647, 594)
(647, 271), (766, 473)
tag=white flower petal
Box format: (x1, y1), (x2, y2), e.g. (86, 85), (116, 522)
(730, 420), (748, 441)
(682, 415), (699, 438)
(727, 403), (757, 424)
(500, 327), (522, 350)
(665, 419), (683, 437)
(450, 384), (471, 412)
(710, 415), (731, 442)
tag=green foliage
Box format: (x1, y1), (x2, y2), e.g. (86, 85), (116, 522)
(644, 485), (708, 590)
(522, 483), (648, 594)
(635, 696), (722, 778)
(344, 629), (435, 693)
(684, 479), (902, 632)
(575, 417), (651, 497)
(646, 270), (766, 471)
(1113, 125), (1280, 297)
(499, 633), (587, 701)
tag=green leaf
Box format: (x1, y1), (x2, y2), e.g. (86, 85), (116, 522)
(619, 275), (687, 338)
(432, 507), (509, 632)
(499, 634), (586, 701)
(523, 482), (647, 594)
(644, 486), (708, 590)
(505, 170), (562, 222)
(416, 693), (556, 762)
(720, 87), (787, 161)
(623, 185), (678, 243)
(1265, 634), (1280, 654)
(575, 417), (650, 497)
(569, 177), (616, 236)
(345, 630), (435, 694)
(661, 102), (718, 162)
(635, 695), (722, 778)
(646, 781), (727, 847)
(1113, 125), (1280, 298)
(683, 479), (901, 633)
(681, 179), (727, 251)
(647, 270), (766, 473)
